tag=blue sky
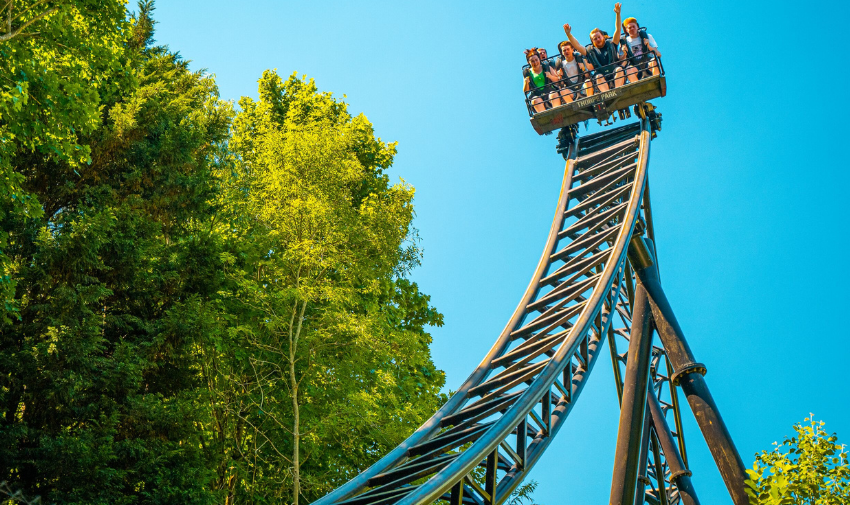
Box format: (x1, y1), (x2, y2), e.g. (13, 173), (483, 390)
(154, 0), (849, 503)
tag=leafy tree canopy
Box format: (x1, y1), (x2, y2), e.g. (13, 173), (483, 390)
(204, 69), (446, 505)
(0, 0), (130, 320)
(746, 416), (850, 505)
(1, 3), (448, 505)
(1, 2), (233, 503)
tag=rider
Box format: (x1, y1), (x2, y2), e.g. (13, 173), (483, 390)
(523, 47), (551, 76)
(523, 49), (566, 113)
(620, 16), (661, 82)
(553, 40), (593, 100)
(562, 3), (627, 93)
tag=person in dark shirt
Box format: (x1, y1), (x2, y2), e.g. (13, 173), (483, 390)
(523, 49), (565, 113)
(562, 2), (627, 93)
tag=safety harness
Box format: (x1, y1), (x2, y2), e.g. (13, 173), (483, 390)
(555, 52), (589, 87)
(619, 27), (654, 66)
(584, 40), (621, 75)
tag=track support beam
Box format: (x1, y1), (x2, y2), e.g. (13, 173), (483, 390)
(450, 481), (463, 505)
(609, 269), (654, 505)
(633, 404), (652, 505)
(648, 387), (700, 505)
(630, 236), (748, 505)
(485, 450), (498, 505)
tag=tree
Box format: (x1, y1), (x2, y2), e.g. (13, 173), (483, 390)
(0, 2), (234, 502)
(202, 70), (446, 504)
(0, 1), (122, 43)
(1, 5), (448, 504)
(745, 416), (850, 505)
(0, 0), (128, 321)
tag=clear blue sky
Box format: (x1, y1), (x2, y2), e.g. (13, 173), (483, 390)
(153, 1), (849, 503)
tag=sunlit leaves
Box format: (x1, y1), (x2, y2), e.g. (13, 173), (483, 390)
(745, 416), (850, 505)
(0, 0), (129, 321)
(0, 2), (233, 503)
(205, 71), (445, 503)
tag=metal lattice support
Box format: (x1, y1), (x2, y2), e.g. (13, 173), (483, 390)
(314, 118), (746, 505)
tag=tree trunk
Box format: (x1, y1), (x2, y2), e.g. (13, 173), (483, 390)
(290, 300), (307, 505)
(225, 474), (237, 505)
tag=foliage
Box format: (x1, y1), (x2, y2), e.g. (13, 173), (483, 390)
(508, 480), (541, 505)
(0, 2), (233, 503)
(1, 3), (446, 504)
(201, 70), (446, 505)
(0, 0), (129, 320)
(745, 416), (850, 505)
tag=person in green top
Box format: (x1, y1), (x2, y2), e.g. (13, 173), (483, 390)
(523, 49), (565, 113)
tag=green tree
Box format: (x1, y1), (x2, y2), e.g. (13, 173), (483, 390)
(0, 2), (233, 502)
(0, 0), (128, 320)
(202, 70), (446, 505)
(745, 416), (850, 505)
(2, 4), (448, 504)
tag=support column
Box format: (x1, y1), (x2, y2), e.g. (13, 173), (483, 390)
(450, 481), (463, 505)
(632, 404), (652, 505)
(609, 277), (654, 505)
(648, 387), (700, 505)
(631, 236), (748, 505)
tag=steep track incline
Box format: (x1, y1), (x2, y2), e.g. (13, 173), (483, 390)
(315, 120), (702, 505)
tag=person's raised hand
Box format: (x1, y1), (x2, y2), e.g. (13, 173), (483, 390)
(563, 23), (572, 35)
(614, 3), (621, 15)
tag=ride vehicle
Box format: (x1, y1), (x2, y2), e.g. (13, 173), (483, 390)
(523, 44), (665, 157)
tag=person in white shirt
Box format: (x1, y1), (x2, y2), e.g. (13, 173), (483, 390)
(620, 16), (661, 83)
(552, 40), (593, 100)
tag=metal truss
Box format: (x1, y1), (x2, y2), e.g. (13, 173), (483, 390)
(314, 119), (748, 505)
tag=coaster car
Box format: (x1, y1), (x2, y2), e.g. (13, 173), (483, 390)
(526, 56), (666, 135)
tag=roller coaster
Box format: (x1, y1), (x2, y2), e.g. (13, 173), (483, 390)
(314, 64), (748, 505)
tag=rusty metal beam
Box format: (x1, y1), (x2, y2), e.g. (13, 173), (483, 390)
(648, 387), (700, 505)
(630, 236), (748, 505)
(609, 275), (654, 505)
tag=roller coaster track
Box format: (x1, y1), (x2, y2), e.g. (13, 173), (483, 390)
(315, 119), (749, 505)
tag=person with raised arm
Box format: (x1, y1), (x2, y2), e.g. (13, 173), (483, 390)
(619, 15), (661, 83)
(563, 3), (627, 93)
(523, 49), (566, 113)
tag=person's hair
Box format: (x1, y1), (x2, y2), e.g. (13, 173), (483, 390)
(525, 48), (540, 63)
(623, 17), (639, 29)
(590, 28), (603, 38)
(558, 40), (573, 54)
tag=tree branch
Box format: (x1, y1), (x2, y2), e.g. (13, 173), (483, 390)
(0, 5), (57, 43)
(4, 0), (11, 35)
(11, 0), (50, 23)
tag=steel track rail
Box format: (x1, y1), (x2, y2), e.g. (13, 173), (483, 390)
(315, 120), (654, 505)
